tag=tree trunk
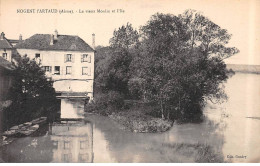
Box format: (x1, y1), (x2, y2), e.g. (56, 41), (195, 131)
(161, 100), (165, 119)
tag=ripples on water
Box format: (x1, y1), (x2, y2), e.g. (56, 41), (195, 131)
(0, 73), (259, 163)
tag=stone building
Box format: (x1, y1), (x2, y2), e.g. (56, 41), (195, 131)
(15, 30), (95, 99)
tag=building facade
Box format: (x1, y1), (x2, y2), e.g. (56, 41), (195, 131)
(0, 32), (22, 63)
(15, 31), (95, 99)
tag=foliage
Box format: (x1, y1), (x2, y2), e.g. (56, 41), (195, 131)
(109, 22), (139, 50)
(93, 10), (238, 122)
(85, 91), (124, 115)
(95, 23), (139, 95)
(4, 55), (58, 129)
(129, 10), (238, 122)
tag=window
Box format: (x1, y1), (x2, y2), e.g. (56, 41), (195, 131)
(80, 140), (88, 149)
(82, 67), (91, 76)
(43, 66), (52, 72)
(64, 141), (70, 149)
(35, 53), (40, 58)
(81, 54), (91, 62)
(62, 153), (72, 162)
(78, 154), (89, 162)
(53, 141), (58, 149)
(2, 53), (7, 59)
(65, 54), (72, 62)
(66, 66), (72, 75)
(54, 66), (60, 75)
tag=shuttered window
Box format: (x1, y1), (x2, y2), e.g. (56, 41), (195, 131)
(43, 66), (52, 72)
(64, 54), (74, 62)
(81, 54), (91, 63)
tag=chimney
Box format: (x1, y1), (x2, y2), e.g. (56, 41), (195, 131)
(0, 32), (5, 40)
(54, 29), (58, 40)
(92, 33), (95, 50)
(19, 34), (22, 41)
(50, 34), (54, 45)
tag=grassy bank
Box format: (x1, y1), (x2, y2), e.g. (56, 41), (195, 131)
(84, 93), (173, 133)
(109, 110), (173, 133)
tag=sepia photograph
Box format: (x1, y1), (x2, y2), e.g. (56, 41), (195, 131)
(0, 0), (259, 163)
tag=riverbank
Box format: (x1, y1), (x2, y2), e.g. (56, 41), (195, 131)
(109, 111), (173, 133)
(84, 99), (173, 133)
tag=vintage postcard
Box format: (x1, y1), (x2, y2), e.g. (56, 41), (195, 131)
(0, 0), (259, 163)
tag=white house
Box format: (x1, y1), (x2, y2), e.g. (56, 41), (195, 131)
(15, 30), (95, 99)
(0, 32), (22, 63)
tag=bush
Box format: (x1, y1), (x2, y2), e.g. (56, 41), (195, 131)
(85, 91), (124, 115)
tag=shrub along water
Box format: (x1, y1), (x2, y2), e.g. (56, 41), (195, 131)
(3, 55), (58, 130)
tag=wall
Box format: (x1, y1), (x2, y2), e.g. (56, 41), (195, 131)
(0, 49), (12, 62)
(17, 49), (94, 96)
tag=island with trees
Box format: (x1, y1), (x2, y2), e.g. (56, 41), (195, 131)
(85, 9), (238, 133)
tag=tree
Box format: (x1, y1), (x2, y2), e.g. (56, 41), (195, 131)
(4, 55), (57, 128)
(10, 55), (56, 102)
(95, 23), (139, 96)
(109, 23), (139, 50)
(129, 10), (238, 122)
(179, 9), (239, 59)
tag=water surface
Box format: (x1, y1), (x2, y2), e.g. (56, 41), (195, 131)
(1, 73), (260, 162)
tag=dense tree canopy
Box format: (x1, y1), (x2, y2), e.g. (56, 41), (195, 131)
(4, 55), (57, 128)
(95, 23), (139, 95)
(10, 55), (56, 102)
(129, 10), (238, 121)
(95, 10), (238, 122)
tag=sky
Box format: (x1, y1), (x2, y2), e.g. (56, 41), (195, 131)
(0, 0), (259, 65)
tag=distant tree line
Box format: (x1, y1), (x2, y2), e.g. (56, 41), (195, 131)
(94, 9), (239, 122)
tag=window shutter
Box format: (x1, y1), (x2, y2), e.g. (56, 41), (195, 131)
(72, 54), (75, 63)
(88, 55), (91, 63)
(81, 54), (83, 63)
(64, 54), (66, 62)
(50, 66), (52, 72)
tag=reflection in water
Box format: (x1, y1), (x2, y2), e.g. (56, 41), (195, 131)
(0, 109), (3, 162)
(215, 73), (260, 162)
(1, 120), (94, 163)
(0, 73), (260, 163)
(60, 99), (85, 119)
(49, 120), (93, 163)
(0, 98), (93, 163)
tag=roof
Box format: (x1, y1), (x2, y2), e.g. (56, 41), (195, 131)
(0, 56), (15, 71)
(8, 39), (21, 45)
(15, 34), (94, 52)
(0, 38), (13, 49)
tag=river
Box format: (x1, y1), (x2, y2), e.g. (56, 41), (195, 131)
(0, 73), (259, 163)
